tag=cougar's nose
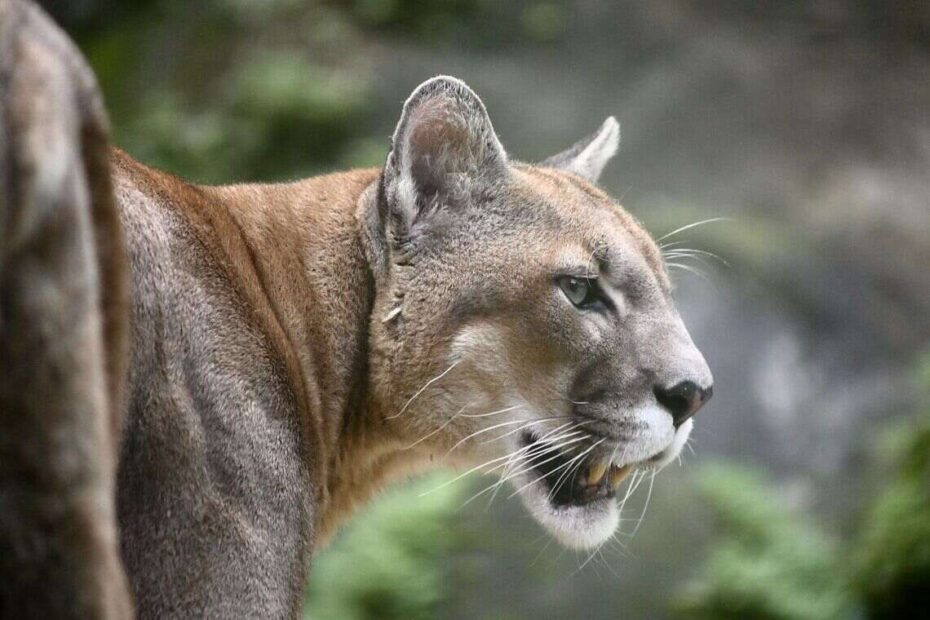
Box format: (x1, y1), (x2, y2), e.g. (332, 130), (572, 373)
(654, 381), (713, 427)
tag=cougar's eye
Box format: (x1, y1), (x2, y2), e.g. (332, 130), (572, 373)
(557, 276), (600, 308)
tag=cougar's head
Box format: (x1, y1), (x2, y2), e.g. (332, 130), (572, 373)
(359, 77), (713, 550)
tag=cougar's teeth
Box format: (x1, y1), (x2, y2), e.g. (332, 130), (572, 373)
(587, 460), (608, 486)
(608, 464), (634, 489)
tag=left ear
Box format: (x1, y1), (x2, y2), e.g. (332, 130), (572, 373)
(539, 116), (619, 183)
(358, 76), (508, 280)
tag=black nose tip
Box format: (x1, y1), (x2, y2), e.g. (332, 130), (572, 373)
(654, 381), (713, 427)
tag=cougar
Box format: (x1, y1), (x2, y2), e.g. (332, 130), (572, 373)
(0, 1), (713, 617)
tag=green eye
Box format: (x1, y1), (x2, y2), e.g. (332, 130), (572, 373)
(557, 276), (599, 308)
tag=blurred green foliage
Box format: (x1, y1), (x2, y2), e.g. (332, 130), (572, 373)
(675, 464), (856, 620)
(851, 356), (930, 619)
(677, 353), (930, 620)
(42, 0), (569, 183)
(76, 1), (380, 183)
(116, 54), (374, 182)
(303, 473), (463, 620)
(349, 0), (482, 36)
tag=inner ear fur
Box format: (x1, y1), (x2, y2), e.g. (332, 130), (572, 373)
(384, 77), (507, 232)
(540, 116), (619, 183)
(360, 76), (508, 279)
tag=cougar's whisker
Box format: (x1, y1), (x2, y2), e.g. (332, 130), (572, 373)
(480, 416), (577, 445)
(547, 435), (603, 502)
(663, 247), (729, 267)
(616, 469), (644, 523)
(386, 360), (460, 420)
(460, 433), (590, 508)
(628, 470), (657, 539)
(476, 433), (588, 497)
(666, 262), (713, 283)
(655, 217), (733, 243)
(444, 418), (537, 455)
(663, 251), (716, 273)
(401, 403), (472, 451)
(491, 433), (588, 485)
(508, 438), (604, 499)
(427, 423), (586, 500)
(458, 404), (522, 418)
(447, 415), (576, 456)
(418, 445), (540, 498)
(574, 539), (607, 575)
(464, 425), (590, 503)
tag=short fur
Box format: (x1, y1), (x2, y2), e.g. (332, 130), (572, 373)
(1, 6), (713, 616)
(110, 75), (711, 617)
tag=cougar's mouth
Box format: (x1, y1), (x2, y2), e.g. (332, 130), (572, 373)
(519, 431), (635, 508)
(511, 408), (690, 550)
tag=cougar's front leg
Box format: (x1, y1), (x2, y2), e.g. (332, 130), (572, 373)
(0, 0), (132, 617)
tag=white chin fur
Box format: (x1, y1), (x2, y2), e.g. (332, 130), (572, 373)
(508, 417), (694, 550)
(514, 474), (619, 550)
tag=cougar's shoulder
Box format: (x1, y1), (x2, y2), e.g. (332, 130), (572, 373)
(110, 149), (322, 618)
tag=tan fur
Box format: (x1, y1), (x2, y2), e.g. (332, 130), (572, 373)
(2, 17), (712, 612)
(110, 138), (685, 550)
(110, 152), (456, 546)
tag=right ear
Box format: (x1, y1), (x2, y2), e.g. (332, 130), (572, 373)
(539, 116), (619, 183)
(359, 76), (507, 279)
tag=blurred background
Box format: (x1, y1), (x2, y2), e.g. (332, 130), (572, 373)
(41, 1), (930, 618)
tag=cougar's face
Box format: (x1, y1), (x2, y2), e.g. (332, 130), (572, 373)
(369, 77), (713, 550)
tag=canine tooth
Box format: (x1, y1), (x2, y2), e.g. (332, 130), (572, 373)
(588, 460), (608, 486)
(608, 464), (634, 489)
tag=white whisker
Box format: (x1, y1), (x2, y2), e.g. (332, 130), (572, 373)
(418, 446), (538, 498)
(663, 247), (729, 267)
(425, 423), (584, 501)
(401, 403), (471, 451)
(663, 251), (717, 274)
(444, 418), (535, 455)
(667, 262), (713, 284)
(484, 434), (588, 492)
(508, 439), (604, 499)
(458, 404), (522, 418)
(481, 416), (574, 444)
(629, 471), (657, 539)
(460, 431), (590, 507)
(386, 361), (460, 420)
(656, 217), (733, 243)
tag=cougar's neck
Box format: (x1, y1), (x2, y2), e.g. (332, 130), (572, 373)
(213, 168), (411, 543)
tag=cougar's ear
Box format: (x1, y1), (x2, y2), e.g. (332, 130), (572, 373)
(540, 116), (619, 183)
(359, 76), (507, 279)
(383, 76), (506, 230)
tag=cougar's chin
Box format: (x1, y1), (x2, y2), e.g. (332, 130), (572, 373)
(518, 478), (621, 550)
(508, 411), (694, 550)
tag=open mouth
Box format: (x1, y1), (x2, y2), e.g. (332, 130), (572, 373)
(511, 412), (691, 550)
(520, 430), (635, 507)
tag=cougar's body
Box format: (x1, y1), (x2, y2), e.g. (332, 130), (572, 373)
(1, 6), (714, 612)
(113, 153), (387, 616)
